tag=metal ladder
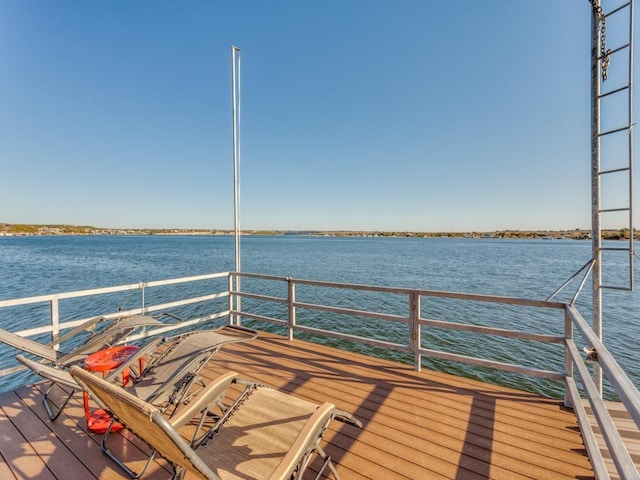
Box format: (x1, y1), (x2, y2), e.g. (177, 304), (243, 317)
(548, 0), (636, 305)
(588, 0), (636, 397)
(592, 0), (636, 293)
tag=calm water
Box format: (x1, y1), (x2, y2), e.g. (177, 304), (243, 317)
(1, 234), (638, 398)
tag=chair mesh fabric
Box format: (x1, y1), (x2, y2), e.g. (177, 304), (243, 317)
(197, 387), (322, 480)
(130, 330), (253, 407)
(0, 328), (62, 362)
(72, 363), (346, 480)
(58, 315), (165, 365)
(0, 315), (164, 366)
(16, 355), (78, 389)
(70, 366), (216, 479)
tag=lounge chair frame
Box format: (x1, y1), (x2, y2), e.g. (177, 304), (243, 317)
(108, 325), (259, 413)
(5, 314), (173, 420)
(70, 365), (361, 480)
(18, 324), (260, 479)
(96, 325), (259, 478)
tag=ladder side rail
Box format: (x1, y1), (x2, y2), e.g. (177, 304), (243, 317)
(625, 0), (635, 290)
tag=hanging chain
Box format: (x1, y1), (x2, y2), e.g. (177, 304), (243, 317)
(588, 0), (611, 81)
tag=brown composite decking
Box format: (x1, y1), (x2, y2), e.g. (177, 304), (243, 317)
(583, 401), (640, 480)
(0, 331), (594, 480)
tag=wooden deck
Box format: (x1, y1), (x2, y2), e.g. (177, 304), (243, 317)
(584, 401), (640, 480)
(0, 332), (594, 480)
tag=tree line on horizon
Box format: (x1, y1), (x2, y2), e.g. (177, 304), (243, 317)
(1, 223), (638, 240)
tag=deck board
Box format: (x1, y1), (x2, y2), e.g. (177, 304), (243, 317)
(16, 383), (171, 480)
(583, 400), (640, 480)
(0, 331), (594, 479)
(0, 390), (58, 480)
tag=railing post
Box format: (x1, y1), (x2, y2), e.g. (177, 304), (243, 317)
(564, 306), (574, 408)
(139, 282), (147, 315)
(228, 273), (235, 326)
(229, 273), (242, 326)
(410, 291), (421, 372)
(50, 297), (60, 346)
(288, 278), (295, 341)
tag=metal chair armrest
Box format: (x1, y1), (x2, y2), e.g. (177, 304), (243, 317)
(169, 371), (239, 429)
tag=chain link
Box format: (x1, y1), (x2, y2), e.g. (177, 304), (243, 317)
(588, 0), (611, 81)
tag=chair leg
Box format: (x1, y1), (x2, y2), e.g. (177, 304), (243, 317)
(43, 384), (74, 421)
(171, 466), (187, 480)
(100, 418), (156, 479)
(312, 445), (341, 480)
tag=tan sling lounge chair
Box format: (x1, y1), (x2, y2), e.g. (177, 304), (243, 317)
(70, 365), (362, 480)
(17, 325), (259, 478)
(4, 313), (175, 419)
(0, 314), (170, 367)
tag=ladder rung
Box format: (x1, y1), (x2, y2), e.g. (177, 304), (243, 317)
(601, 246), (632, 252)
(611, 43), (631, 56)
(597, 43), (631, 61)
(599, 84), (631, 98)
(599, 207), (630, 213)
(605, 2), (631, 18)
(601, 285), (633, 292)
(599, 166), (631, 175)
(598, 125), (632, 136)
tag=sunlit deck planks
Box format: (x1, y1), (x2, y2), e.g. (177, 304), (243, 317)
(0, 331), (593, 479)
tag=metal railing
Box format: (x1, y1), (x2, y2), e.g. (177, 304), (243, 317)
(0, 272), (231, 376)
(0, 270), (639, 478)
(565, 305), (640, 480)
(231, 272), (566, 378)
(230, 271), (640, 480)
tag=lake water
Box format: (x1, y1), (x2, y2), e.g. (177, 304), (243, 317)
(1, 234), (638, 399)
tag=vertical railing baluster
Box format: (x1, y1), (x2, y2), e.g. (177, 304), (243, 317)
(228, 273), (235, 325)
(50, 297), (60, 347)
(140, 282), (146, 316)
(288, 278), (296, 341)
(564, 306), (574, 408)
(410, 290), (421, 372)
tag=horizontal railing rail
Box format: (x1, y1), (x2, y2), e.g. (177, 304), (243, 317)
(231, 272), (568, 380)
(0, 272), (231, 377)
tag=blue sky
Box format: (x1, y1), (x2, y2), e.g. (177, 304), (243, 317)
(1, 1), (637, 232)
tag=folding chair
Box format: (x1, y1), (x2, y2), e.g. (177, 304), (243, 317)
(0, 314), (166, 366)
(18, 325), (259, 478)
(70, 365), (361, 480)
(6, 313), (173, 419)
(110, 326), (259, 412)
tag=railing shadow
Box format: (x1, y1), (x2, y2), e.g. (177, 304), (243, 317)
(207, 331), (593, 479)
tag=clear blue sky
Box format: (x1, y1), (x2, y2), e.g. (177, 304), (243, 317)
(1, 1), (637, 232)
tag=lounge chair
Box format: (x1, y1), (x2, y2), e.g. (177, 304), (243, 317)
(0, 313), (172, 367)
(99, 326), (258, 411)
(70, 365), (362, 480)
(5, 313), (175, 420)
(17, 324), (259, 478)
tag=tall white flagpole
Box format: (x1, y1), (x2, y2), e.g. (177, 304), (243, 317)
(231, 45), (241, 325)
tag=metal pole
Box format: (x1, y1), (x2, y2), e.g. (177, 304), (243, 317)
(628, 0), (635, 291)
(231, 45), (241, 325)
(591, 3), (603, 395)
(563, 308), (573, 408)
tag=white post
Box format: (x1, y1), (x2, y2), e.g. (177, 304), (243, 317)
(231, 45), (242, 325)
(50, 298), (60, 347)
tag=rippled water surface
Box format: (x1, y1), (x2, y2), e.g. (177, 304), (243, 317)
(1, 235), (638, 398)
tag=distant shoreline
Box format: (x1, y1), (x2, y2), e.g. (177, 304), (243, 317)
(1, 223), (638, 240)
